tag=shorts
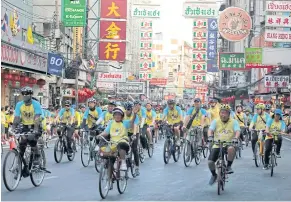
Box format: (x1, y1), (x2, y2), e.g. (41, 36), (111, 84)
(5, 127), (8, 135)
(208, 146), (230, 162)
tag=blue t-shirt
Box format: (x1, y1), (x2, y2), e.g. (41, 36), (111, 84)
(186, 107), (207, 116)
(140, 107), (147, 119)
(15, 100), (42, 117)
(58, 108), (75, 117)
(266, 119), (286, 131)
(105, 119), (139, 133)
(83, 107), (103, 120)
(163, 106), (183, 116)
(209, 119), (241, 132)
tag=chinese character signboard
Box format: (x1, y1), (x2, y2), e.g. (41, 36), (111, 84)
(193, 19), (207, 29)
(192, 74), (206, 82)
(264, 75), (290, 88)
(117, 82), (145, 94)
(150, 78), (167, 86)
(207, 31), (217, 59)
(100, 0), (127, 19)
(100, 21), (127, 40)
(183, 2), (218, 18)
(139, 71), (152, 80)
(207, 59), (219, 72)
(266, 1), (291, 12)
(264, 30), (291, 42)
(62, 88), (76, 98)
(218, 7), (252, 42)
(266, 15), (291, 27)
(193, 63), (206, 72)
(219, 53), (246, 70)
(132, 5), (161, 18)
(61, 0), (86, 27)
(99, 42), (126, 61)
(245, 48), (272, 68)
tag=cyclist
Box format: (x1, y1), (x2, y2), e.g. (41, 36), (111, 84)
(79, 104), (86, 120)
(82, 98), (102, 129)
(124, 102), (140, 175)
(208, 98), (220, 122)
(10, 86), (42, 170)
(144, 103), (156, 145)
(202, 104), (210, 142)
(55, 100), (75, 157)
(72, 105), (81, 146)
(265, 104), (272, 116)
(134, 100), (146, 129)
(96, 101), (116, 126)
(264, 109), (285, 169)
(245, 108), (253, 127)
(98, 107), (138, 171)
(163, 99), (183, 146)
(233, 104), (247, 143)
(207, 104), (240, 185)
(155, 106), (163, 140)
(249, 103), (270, 154)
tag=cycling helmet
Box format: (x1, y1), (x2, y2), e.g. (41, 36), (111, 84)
(112, 107), (124, 117)
(79, 104), (86, 109)
(265, 104), (271, 110)
(176, 103), (180, 107)
(235, 104), (242, 109)
(108, 101), (117, 106)
(124, 102), (133, 110)
(146, 102), (152, 106)
(133, 100), (141, 105)
(274, 109), (283, 117)
(167, 99), (175, 105)
(201, 104), (207, 109)
(256, 103), (265, 110)
(88, 98), (96, 103)
(209, 98), (218, 103)
(21, 86), (33, 95)
(220, 104), (231, 112)
(64, 100), (71, 106)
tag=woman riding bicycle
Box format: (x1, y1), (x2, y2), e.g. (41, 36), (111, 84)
(264, 109), (286, 170)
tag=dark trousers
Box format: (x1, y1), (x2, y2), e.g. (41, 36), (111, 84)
(251, 131), (258, 153)
(129, 133), (139, 167)
(264, 136), (282, 165)
(57, 124), (74, 153)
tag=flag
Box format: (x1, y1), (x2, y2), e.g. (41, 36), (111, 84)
(14, 9), (21, 32)
(10, 8), (20, 36)
(27, 25), (34, 44)
(1, 11), (9, 34)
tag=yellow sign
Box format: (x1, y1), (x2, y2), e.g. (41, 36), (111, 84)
(106, 22), (120, 39)
(107, 2), (120, 17)
(104, 43), (120, 59)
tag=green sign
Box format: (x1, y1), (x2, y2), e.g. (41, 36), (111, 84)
(219, 53), (245, 70)
(61, 0), (86, 27)
(132, 5), (161, 18)
(245, 48), (262, 64)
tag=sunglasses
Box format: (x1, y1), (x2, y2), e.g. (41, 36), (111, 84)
(65, 105), (70, 107)
(22, 92), (31, 96)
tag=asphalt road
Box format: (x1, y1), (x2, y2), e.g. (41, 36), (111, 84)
(2, 136), (291, 201)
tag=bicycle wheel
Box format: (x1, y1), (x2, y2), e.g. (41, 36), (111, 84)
(117, 170), (128, 194)
(270, 153), (275, 177)
(99, 163), (110, 199)
(183, 140), (192, 167)
(202, 144), (209, 158)
(67, 141), (76, 161)
(163, 139), (171, 164)
(194, 148), (201, 165)
(30, 149), (46, 187)
(217, 167), (224, 195)
(3, 150), (22, 191)
(81, 138), (90, 167)
(95, 151), (102, 173)
(129, 153), (136, 178)
(254, 142), (261, 167)
(173, 144), (180, 162)
(148, 144), (154, 158)
(238, 146), (242, 158)
(54, 139), (63, 163)
(139, 146), (145, 163)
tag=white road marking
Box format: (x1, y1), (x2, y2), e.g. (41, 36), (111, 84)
(44, 176), (59, 180)
(283, 136), (291, 142)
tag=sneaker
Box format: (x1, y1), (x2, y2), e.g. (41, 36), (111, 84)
(120, 161), (127, 171)
(67, 152), (73, 157)
(135, 167), (140, 176)
(276, 153), (281, 158)
(209, 175), (217, 185)
(176, 139), (181, 146)
(226, 166), (234, 174)
(22, 165), (30, 178)
(263, 165), (269, 170)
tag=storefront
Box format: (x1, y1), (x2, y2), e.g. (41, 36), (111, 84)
(1, 41), (48, 107)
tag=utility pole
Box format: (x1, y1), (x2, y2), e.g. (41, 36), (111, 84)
(55, 0), (61, 50)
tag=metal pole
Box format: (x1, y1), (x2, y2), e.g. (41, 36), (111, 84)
(75, 68), (79, 106)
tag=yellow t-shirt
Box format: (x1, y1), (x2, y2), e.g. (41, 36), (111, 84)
(20, 104), (35, 125)
(156, 113), (162, 121)
(234, 112), (245, 127)
(87, 110), (98, 128)
(266, 120), (282, 140)
(1, 112), (6, 125)
(104, 112), (113, 126)
(213, 118), (236, 147)
(124, 113), (134, 133)
(75, 111), (81, 127)
(208, 105), (220, 121)
(191, 109), (204, 127)
(166, 109), (181, 125)
(60, 110), (73, 124)
(252, 113), (268, 130)
(145, 110), (154, 125)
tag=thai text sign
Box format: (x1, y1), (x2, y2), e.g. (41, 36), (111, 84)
(61, 0), (86, 27)
(264, 75), (290, 88)
(265, 30), (291, 42)
(218, 7), (252, 42)
(132, 5), (161, 18)
(100, 0), (127, 19)
(97, 72), (126, 82)
(117, 82), (145, 94)
(266, 15), (291, 27)
(150, 78), (167, 86)
(99, 42), (126, 61)
(100, 21), (127, 40)
(183, 2), (218, 18)
(219, 53), (245, 70)
(266, 1), (291, 12)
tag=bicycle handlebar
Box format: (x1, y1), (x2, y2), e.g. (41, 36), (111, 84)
(98, 135), (128, 145)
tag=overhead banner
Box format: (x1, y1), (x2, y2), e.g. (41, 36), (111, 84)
(266, 15), (291, 27)
(264, 30), (291, 42)
(218, 7), (252, 42)
(183, 2), (218, 18)
(266, 1), (291, 12)
(219, 52), (246, 70)
(132, 5), (161, 18)
(264, 75), (290, 88)
(61, 0), (86, 27)
(47, 52), (64, 77)
(117, 82), (145, 94)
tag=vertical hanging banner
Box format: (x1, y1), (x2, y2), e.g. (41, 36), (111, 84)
(99, 0), (127, 61)
(139, 20), (153, 81)
(207, 18), (218, 72)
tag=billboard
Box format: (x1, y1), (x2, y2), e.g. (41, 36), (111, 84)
(100, 0), (127, 19)
(61, 0), (86, 27)
(99, 21), (127, 40)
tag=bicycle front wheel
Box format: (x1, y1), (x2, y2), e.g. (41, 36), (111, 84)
(99, 163), (110, 199)
(30, 149), (46, 187)
(202, 143), (209, 158)
(117, 170), (128, 194)
(183, 140), (192, 167)
(148, 144), (154, 158)
(54, 139), (63, 163)
(67, 141), (76, 161)
(95, 151), (102, 173)
(139, 146), (145, 163)
(163, 139), (171, 164)
(270, 153), (275, 177)
(81, 139), (90, 167)
(3, 149), (22, 191)
(217, 167), (224, 195)
(254, 142), (261, 167)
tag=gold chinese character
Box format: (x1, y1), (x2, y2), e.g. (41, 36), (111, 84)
(104, 43), (120, 59)
(107, 2), (120, 17)
(106, 22), (121, 39)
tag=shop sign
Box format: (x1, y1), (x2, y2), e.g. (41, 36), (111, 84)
(208, 18), (218, 31)
(207, 30), (217, 60)
(150, 78), (167, 86)
(97, 72), (126, 82)
(99, 42), (126, 61)
(117, 82), (145, 94)
(192, 73), (206, 82)
(140, 21), (153, 29)
(47, 52), (64, 77)
(140, 51), (152, 60)
(266, 1), (291, 12)
(183, 2), (218, 18)
(193, 41), (207, 51)
(140, 42), (153, 50)
(193, 19), (208, 29)
(132, 5), (161, 18)
(139, 71), (152, 80)
(99, 21), (127, 40)
(140, 31), (153, 41)
(1, 42), (47, 73)
(264, 30), (291, 42)
(192, 63), (206, 72)
(245, 48), (273, 68)
(207, 59), (219, 72)
(219, 52), (245, 70)
(61, 0), (86, 27)
(96, 82), (115, 90)
(100, 0), (127, 19)
(193, 52), (207, 62)
(218, 7), (252, 42)
(193, 29), (207, 41)
(62, 88), (76, 98)
(139, 61), (152, 70)
(266, 15), (291, 27)
(264, 75), (290, 88)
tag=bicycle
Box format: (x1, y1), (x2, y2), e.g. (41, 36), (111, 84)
(54, 124), (77, 163)
(183, 126), (203, 167)
(163, 124), (181, 164)
(252, 129), (265, 167)
(127, 134), (138, 178)
(243, 126), (250, 147)
(98, 136), (129, 199)
(80, 125), (105, 173)
(269, 134), (279, 177)
(2, 130), (51, 191)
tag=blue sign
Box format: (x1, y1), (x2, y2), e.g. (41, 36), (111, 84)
(207, 59), (218, 72)
(207, 31), (218, 60)
(208, 18), (218, 31)
(47, 53), (64, 77)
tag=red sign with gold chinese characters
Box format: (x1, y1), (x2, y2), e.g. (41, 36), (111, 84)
(99, 42), (126, 61)
(100, 0), (127, 19)
(100, 21), (126, 40)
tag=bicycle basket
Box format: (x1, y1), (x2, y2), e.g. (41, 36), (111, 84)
(99, 145), (118, 158)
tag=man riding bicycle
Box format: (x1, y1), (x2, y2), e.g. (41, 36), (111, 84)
(207, 104), (240, 185)
(96, 101), (116, 126)
(9, 86), (42, 173)
(233, 104), (247, 143)
(144, 103), (156, 145)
